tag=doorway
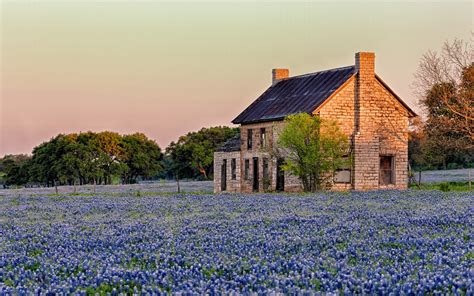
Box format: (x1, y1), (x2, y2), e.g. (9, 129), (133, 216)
(380, 156), (394, 185)
(252, 157), (259, 192)
(276, 158), (285, 192)
(221, 159), (227, 191)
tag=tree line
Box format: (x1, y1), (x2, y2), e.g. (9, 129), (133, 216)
(0, 127), (238, 187)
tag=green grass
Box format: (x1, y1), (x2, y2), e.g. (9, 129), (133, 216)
(409, 181), (473, 192)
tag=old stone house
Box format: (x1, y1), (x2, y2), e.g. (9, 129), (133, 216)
(214, 52), (416, 193)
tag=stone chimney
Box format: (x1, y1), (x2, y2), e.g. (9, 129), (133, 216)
(353, 51), (379, 190)
(354, 52), (375, 133)
(272, 68), (289, 85)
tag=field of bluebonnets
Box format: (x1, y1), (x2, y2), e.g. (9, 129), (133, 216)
(0, 183), (473, 294)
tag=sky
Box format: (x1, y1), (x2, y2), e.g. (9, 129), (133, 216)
(1, 0), (472, 156)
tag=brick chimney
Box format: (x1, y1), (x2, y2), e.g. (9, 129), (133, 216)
(272, 68), (289, 85)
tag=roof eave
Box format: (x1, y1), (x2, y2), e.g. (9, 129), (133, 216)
(233, 117), (286, 125)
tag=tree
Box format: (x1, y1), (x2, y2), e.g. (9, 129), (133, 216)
(276, 113), (349, 192)
(413, 37), (473, 164)
(53, 134), (82, 189)
(119, 133), (163, 184)
(95, 131), (124, 184)
(1, 154), (31, 186)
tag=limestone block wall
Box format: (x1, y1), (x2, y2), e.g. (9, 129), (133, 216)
(317, 78), (355, 191)
(352, 52), (410, 190)
(372, 79), (410, 189)
(317, 77), (356, 137)
(240, 122), (275, 193)
(213, 151), (241, 193)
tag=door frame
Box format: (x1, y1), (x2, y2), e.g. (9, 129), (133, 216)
(379, 155), (395, 185)
(221, 159), (227, 191)
(276, 158), (285, 192)
(252, 157), (259, 192)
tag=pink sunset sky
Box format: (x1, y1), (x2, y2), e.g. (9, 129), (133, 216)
(1, 1), (472, 156)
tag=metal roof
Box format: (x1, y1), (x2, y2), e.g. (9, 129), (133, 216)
(232, 66), (356, 124)
(216, 134), (241, 152)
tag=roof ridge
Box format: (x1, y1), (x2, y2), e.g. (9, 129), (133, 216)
(283, 65), (355, 80)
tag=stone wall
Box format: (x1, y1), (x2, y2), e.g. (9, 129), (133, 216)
(352, 52), (410, 190)
(213, 151), (241, 193)
(240, 122), (274, 193)
(317, 78), (356, 191)
(237, 122), (302, 193)
(372, 79), (410, 189)
(317, 77), (356, 137)
(316, 52), (411, 190)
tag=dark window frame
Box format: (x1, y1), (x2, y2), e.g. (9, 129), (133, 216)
(247, 129), (253, 150)
(260, 128), (266, 148)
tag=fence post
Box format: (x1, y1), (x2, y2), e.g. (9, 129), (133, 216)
(469, 169), (472, 191)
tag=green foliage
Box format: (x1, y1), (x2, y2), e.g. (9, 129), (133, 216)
(119, 133), (163, 184)
(165, 126), (239, 180)
(277, 113), (349, 192)
(0, 154), (31, 186)
(4, 131), (162, 187)
(439, 182), (451, 192)
(409, 181), (472, 192)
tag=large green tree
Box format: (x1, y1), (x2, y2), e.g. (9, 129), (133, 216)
(119, 133), (163, 184)
(0, 154), (31, 186)
(276, 113), (349, 192)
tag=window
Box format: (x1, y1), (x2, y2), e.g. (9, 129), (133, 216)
(260, 128), (267, 148)
(231, 158), (236, 180)
(380, 155), (394, 185)
(334, 156), (351, 183)
(247, 129), (253, 150)
(244, 159), (250, 180)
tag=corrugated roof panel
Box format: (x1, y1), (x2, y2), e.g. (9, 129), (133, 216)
(232, 66), (355, 124)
